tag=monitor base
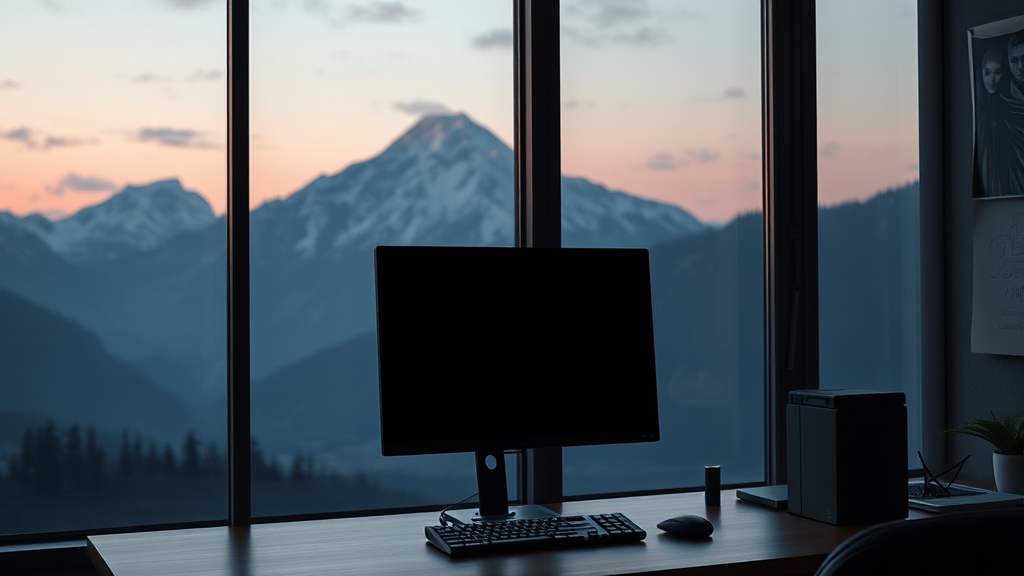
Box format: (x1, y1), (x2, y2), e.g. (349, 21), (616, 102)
(445, 504), (560, 525)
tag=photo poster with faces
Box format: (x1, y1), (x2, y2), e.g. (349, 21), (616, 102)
(970, 15), (1024, 356)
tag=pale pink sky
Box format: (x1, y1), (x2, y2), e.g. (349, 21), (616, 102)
(0, 0), (916, 224)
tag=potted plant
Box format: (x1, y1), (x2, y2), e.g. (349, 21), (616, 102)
(942, 412), (1024, 494)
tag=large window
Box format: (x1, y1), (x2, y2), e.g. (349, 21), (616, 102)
(0, 0), (227, 535)
(248, 0), (516, 517)
(0, 0), (925, 544)
(559, 0), (764, 495)
(816, 0), (921, 464)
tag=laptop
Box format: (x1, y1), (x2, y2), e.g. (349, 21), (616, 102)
(908, 452), (1024, 512)
(908, 481), (1023, 512)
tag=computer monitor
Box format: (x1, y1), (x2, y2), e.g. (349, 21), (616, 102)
(374, 246), (660, 521)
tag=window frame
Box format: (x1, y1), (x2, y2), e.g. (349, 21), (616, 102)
(0, 0), (932, 553)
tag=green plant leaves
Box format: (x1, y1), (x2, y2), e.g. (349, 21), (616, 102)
(941, 412), (1024, 456)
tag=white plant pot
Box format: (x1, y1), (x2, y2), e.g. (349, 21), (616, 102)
(992, 453), (1024, 495)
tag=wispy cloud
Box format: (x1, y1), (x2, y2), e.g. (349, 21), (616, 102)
(159, 0), (219, 9)
(611, 26), (669, 47)
(562, 0), (673, 48)
(568, 0), (651, 27)
(1, 127), (34, 147)
(1, 127), (93, 150)
(562, 24), (670, 48)
(393, 100), (451, 116)
(647, 152), (683, 171)
(186, 69), (223, 82)
(43, 136), (90, 148)
(0, 79), (19, 90)
(688, 148), (720, 164)
(136, 127), (218, 149)
(46, 172), (118, 197)
(646, 148), (720, 171)
(718, 88), (746, 101)
(303, 1), (420, 28)
(130, 73), (170, 84)
(472, 28), (513, 51)
(348, 1), (420, 23)
(819, 142), (840, 158)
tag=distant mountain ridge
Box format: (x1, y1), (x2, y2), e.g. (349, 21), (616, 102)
(252, 113), (703, 259)
(0, 289), (194, 442)
(0, 109), (922, 492)
(0, 113), (708, 422)
(7, 179), (215, 265)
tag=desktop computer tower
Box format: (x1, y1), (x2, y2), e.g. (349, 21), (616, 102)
(787, 389), (907, 526)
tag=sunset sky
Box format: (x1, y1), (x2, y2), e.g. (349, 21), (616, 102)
(0, 0), (917, 224)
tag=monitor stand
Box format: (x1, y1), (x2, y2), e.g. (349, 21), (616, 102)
(443, 449), (560, 524)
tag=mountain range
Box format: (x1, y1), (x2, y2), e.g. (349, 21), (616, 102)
(0, 113), (921, 496)
(0, 113), (706, 440)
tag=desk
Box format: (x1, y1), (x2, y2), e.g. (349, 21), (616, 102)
(86, 490), (923, 576)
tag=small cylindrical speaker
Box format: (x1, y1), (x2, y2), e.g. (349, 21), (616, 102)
(705, 465), (721, 506)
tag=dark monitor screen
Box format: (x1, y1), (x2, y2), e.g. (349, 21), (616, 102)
(374, 246), (660, 457)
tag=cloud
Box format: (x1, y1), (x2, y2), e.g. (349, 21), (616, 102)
(688, 149), (720, 164)
(347, 2), (420, 23)
(1, 127), (92, 150)
(159, 0), (219, 8)
(0, 79), (19, 90)
(186, 69), (223, 82)
(130, 73), (169, 84)
(303, 1), (420, 28)
(647, 152), (684, 171)
(1, 127), (35, 147)
(819, 142), (840, 158)
(568, 0), (651, 28)
(906, 162), (919, 172)
(303, 0), (332, 16)
(46, 172), (118, 197)
(43, 136), (89, 148)
(393, 100), (451, 116)
(611, 26), (669, 47)
(718, 88), (746, 100)
(136, 127), (218, 149)
(562, 24), (669, 48)
(472, 28), (513, 51)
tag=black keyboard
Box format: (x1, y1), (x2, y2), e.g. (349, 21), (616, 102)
(425, 513), (646, 557)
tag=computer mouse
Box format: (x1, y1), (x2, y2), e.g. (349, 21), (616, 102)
(657, 514), (714, 539)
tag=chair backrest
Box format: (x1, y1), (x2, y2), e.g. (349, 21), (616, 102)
(814, 508), (1024, 576)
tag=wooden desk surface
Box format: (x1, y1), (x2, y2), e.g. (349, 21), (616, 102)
(87, 490), (916, 576)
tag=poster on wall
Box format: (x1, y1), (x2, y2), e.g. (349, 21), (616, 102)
(970, 15), (1024, 356)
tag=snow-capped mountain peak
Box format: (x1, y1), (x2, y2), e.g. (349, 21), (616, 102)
(18, 179), (216, 265)
(252, 112), (704, 260)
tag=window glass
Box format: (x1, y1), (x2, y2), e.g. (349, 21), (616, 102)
(816, 0), (921, 465)
(0, 0), (227, 534)
(560, 0), (765, 495)
(249, 0), (515, 517)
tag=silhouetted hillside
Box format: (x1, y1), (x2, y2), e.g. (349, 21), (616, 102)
(242, 183), (921, 493)
(252, 332), (378, 457)
(0, 290), (195, 443)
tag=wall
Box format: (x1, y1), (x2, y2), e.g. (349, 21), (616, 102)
(941, 0), (1024, 482)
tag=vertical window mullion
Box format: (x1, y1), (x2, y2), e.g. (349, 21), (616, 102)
(763, 0), (819, 486)
(227, 0), (251, 527)
(514, 0), (562, 504)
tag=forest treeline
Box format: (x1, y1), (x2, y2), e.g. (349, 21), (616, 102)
(2, 421), (333, 494)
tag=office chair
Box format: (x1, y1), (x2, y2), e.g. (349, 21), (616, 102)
(814, 508), (1024, 576)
